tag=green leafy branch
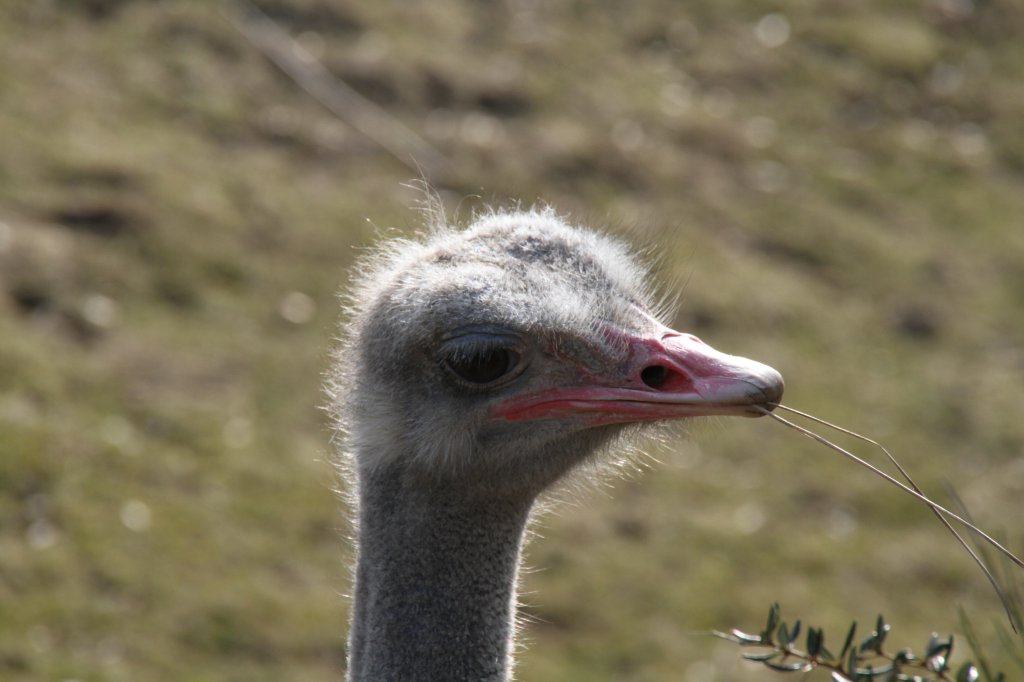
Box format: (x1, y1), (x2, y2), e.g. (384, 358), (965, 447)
(714, 603), (1001, 681)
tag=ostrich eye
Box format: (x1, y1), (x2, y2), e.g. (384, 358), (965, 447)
(445, 347), (520, 385)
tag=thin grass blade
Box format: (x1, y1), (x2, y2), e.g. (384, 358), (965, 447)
(769, 404), (1020, 632)
(757, 406), (1024, 574)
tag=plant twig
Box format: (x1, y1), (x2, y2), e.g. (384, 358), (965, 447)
(223, 0), (452, 177)
(715, 603), (998, 681)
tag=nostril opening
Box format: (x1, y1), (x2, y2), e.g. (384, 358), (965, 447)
(640, 364), (670, 388)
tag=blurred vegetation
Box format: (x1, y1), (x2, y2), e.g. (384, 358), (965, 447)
(1, 1), (1023, 680)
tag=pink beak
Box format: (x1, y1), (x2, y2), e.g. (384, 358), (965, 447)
(492, 325), (784, 426)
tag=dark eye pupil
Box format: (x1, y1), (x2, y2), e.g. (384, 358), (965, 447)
(448, 348), (518, 384)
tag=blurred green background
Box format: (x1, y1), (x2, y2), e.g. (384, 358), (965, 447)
(2, 1), (1023, 680)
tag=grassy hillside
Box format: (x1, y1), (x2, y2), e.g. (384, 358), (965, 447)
(1, 1), (1023, 680)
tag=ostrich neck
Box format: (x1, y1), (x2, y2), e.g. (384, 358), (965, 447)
(346, 462), (534, 682)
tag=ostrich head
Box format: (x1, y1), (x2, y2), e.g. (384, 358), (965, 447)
(333, 208), (783, 501)
(330, 207), (785, 681)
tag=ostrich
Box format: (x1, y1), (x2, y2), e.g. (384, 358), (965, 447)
(328, 207), (784, 681)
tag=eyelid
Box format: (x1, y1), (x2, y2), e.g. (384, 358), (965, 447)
(439, 326), (525, 357)
(442, 333), (519, 356)
(437, 330), (530, 387)
(440, 325), (522, 343)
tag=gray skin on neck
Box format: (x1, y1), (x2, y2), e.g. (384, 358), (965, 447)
(346, 465), (530, 681)
(330, 210), (680, 681)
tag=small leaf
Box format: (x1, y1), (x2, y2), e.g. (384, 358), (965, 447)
(762, 603), (781, 642)
(846, 643), (858, 675)
(764, 659), (812, 672)
(929, 654), (949, 673)
(807, 626), (822, 658)
(741, 651), (780, 662)
(840, 621), (858, 658)
(956, 663), (980, 682)
(730, 629), (763, 644)
(925, 634), (953, 672)
(873, 618), (891, 653)
(854, 662), (893, 676)
(807, 626), (835, 661)
(860, 617), (891, 655)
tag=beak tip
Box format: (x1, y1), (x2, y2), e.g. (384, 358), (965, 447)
(752, 367), (784, 414)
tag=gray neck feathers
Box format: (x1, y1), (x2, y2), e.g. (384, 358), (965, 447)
(346, 461), (533, 681)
